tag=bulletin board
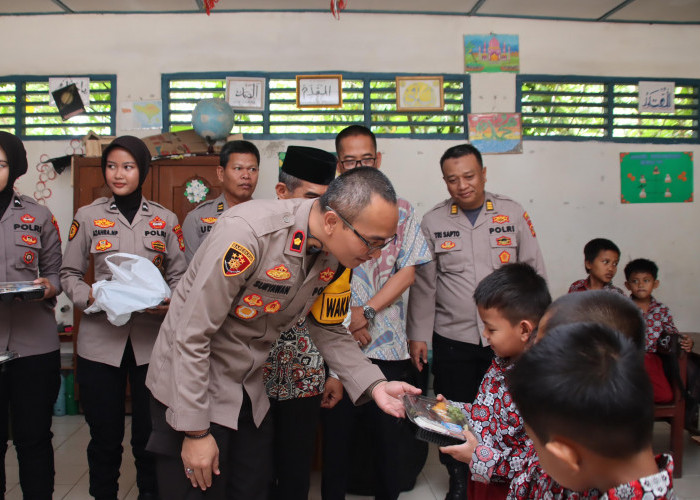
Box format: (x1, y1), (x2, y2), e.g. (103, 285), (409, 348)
(620, 152), (693, 204)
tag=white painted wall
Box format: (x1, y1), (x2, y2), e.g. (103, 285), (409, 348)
(3, 12), (699, 329)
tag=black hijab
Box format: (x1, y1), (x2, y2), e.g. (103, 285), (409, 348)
(101, 136), (151, 223)
(0, 132), (28, 218)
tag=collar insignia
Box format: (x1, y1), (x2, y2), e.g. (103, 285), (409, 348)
(290, 230), (305, 253)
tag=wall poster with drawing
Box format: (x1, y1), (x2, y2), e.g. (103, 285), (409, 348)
(395, 76), (444, 111)
(620, 152), (693, 204)
(467, 113), (522, 154)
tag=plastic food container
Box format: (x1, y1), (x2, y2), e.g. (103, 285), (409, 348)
(0, 281), (46, 302)
(402, 394), (472, 446)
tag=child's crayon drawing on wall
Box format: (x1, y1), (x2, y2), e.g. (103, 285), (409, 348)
(467, 113), (522, 154)
(620, 152), (693, 204)
(464, 34), (519, 73)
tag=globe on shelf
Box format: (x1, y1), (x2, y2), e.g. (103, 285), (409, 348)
(192, 98), (235, 151)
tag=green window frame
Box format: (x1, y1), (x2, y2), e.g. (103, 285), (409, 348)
(517, 75), (699, 143)
(0, 75), (116, 140)
(162, 71), (469, 139)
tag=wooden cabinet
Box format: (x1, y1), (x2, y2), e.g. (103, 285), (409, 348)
(72, 155), (222, 224)
(68, 154), (222, 401)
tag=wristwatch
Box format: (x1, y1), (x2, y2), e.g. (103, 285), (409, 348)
(362, 305), (376, 320)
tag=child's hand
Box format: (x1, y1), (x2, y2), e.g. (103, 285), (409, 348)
(439, 429), (478, 464)
(680, 334), (694, 353)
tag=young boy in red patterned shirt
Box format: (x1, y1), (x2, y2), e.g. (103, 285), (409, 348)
(508, 321), (676, 500)
(624, 258), (694, 403)
(440, 263), (551, 500)
(568, 238), (625, 295)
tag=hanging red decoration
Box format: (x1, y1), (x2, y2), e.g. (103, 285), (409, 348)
(204, 0), (220, 15)
(330, 0), (347, 20)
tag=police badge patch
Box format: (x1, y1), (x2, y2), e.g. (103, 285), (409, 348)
(23, 251), (35, 265)
(222, 242), (255, 277)
(69, 220), (80, 241)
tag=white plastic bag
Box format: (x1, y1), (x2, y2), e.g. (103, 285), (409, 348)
(84, 252), (171, 326)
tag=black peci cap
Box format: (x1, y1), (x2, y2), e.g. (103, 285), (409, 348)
(281, 146), (336, 186)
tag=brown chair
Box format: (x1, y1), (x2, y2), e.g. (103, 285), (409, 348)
(653, 337), (688, 478)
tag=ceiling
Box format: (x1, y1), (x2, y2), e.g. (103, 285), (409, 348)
(2, 0), (700, 24)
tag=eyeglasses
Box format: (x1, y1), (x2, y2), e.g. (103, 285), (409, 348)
(326, 206), (396, 252)
(339, 157), (376, 169)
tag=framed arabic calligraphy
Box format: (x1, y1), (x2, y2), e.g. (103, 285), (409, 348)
(296, 74), (343, 108)
(226, 77), (266, 110)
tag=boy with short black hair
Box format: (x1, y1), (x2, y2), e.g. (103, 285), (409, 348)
(508, 322), (676, 499)
(508, 290), (646, 500)
(568, 238), (625, 295)
(440, 263), (551, 500)
(539, 290), (645, 349)
(624, 258), (693, 403)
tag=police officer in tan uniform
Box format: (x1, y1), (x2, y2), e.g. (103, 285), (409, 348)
(0, 132), (63, 499)
(263, 146), (343, 500)
(406, 144), (546, 500)
(181, 140), (260, 263)
(61, 136), (187, 500)
(146, 167), (420, 500)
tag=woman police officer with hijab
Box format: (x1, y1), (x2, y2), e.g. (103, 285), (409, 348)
(0, 131), (63, 499)
(61, 136), (187, 500)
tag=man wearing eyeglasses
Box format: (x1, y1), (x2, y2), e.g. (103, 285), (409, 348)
(145, 164), (421, 500)
(321, 125), (432, 500)
(406, 144), (546, 500)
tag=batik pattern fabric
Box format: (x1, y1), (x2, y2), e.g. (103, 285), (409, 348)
(453, 357), (531, 485)
(642, 298), (679, 353)
(602, 454), (676, 500)
(507, 450), (601, 500)
(263, 317), (326, 400)
(568, 278), (625, 295)
(351, 197), (431, 361)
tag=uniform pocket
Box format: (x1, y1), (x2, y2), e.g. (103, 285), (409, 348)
(489, 231), (517, 267)
(435, 238), (465, 273)
(233, 262), (302, 320)
(14, 231), (42, 271)
(143, 236), (168, 255)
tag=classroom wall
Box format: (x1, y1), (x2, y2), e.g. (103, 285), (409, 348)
(3, 12), (699, 329)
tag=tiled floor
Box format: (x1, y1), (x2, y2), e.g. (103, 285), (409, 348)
(3, 416), (699, 499)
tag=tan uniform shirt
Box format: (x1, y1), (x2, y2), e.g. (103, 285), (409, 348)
(181, 194), (228, 264)
(60, 197), (187, 367)
(406, 193), (546, 346)
(146, 198), (384, 432)
(0, 194), (62, 356)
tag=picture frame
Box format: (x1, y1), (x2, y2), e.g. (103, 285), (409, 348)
(467, 113), (523, 155)
(395, 76), (444, 112)
(225, 77), (266, 111)
(296, 74), (343, 108)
